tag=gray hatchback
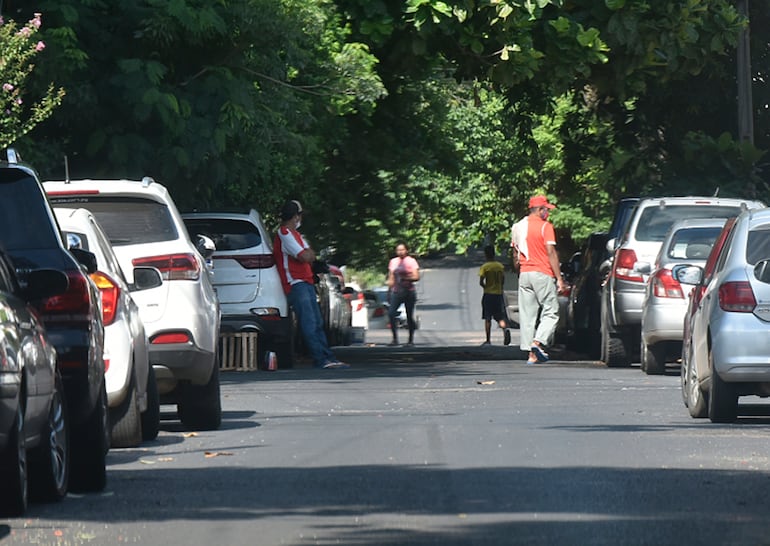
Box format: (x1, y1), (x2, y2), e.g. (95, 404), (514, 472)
(639, 218), (727, 374)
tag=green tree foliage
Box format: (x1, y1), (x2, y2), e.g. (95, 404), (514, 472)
(0, 12), (64, 148)
(14, 0), (385, 220)
(7, 0), (769, 266)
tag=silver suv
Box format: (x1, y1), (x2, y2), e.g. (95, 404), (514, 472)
(45, 178), (222, 430)
(601, 196), (765, 367)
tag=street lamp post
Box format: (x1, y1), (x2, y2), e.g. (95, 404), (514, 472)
(737, 0), (754, 144)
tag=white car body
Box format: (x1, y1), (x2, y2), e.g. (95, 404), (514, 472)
(45, 178), (222, 431)
(54, 207), (161, 446)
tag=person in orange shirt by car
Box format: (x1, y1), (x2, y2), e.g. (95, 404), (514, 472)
(511, 195), (565, 363)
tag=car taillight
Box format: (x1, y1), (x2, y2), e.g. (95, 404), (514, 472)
(41, 270), (92, 318)
(651, 269), (684, 299)
(151, 332), (191, 344)
(90, 271), (120, 325)
(718, 281), (756, 312)
(215, 254), (275, 269)
(373, 307), (385, 318)
(612, 248), (643, 282)
(132, 253), (200, 281)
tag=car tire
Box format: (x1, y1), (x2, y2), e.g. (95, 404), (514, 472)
(110, 370), (142, 448)
(70, 381), (109, 493)
(29, 371), (69, 502)
(178, 361), (222, 431)
(708, 351), (738, 423)
(0, 404), (28, 516)
(141, 366), (160, 442)
(684, 354), (707, 418)
(602, 324), (630, 367)
(641, 340), (665, 375)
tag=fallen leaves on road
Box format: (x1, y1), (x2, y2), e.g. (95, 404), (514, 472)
(204, 451), (234, 458)
(183, 432), (199, 438)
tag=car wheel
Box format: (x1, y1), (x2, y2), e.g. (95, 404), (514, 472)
(602, 324), (629, 367)
(685, 354), (707, 418)
(110, 371), (142, 448)
(641, 340), (665, 375)
(141, 366), (160, 442)
(178, 360), (222, 431)
(29, 371), (69, 502)
(70, 381), (108, 493)
(708, 350), (738, 423)
(0, 403), (28, 516)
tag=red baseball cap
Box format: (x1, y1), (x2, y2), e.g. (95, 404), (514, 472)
(529, 195), (555, 209)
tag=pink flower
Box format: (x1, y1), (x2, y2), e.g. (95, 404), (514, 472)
(0, 16), (4, 25)
(18, 27), (32, 38)
(35, 41), (45, 52)
(16, 98), (22, 105)
(32, 14), (42, 29)
(2, 83), (13, 92)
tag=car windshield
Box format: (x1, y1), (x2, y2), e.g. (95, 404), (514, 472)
(0, 170), (60, 250)
(183, 219), (261, 251)
(747, 226), (770, 265)
(636, 205), (742, 242)
(665, 227), (723, 260)
(50, 197), (178, 245)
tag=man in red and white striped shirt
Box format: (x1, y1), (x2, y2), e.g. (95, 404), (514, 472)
(273, 200), (348, 369)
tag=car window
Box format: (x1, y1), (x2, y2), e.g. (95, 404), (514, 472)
(746, 225), (770, 265)
(0, 170), (60, 251)
(666, 227), (723, 259)
(51, 197), (178, 245)
(183, 219), (261, 251)
(635, 205), (743, 242)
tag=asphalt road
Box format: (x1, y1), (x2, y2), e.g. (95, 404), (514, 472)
(4, 251), (770, 545)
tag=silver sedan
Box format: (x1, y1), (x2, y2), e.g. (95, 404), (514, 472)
(639, 218), (726, 374)
(677, 208), (770, 422)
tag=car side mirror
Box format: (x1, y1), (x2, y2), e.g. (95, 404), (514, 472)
(754, 259), (770, 284)
(672, 264), (703, 286)
(605, 238), (617, 253)
(132, 266), (163, 291)
(637, 262), (652, 275)
(70, 248), (98, 274)
(196, 234), (216, 259)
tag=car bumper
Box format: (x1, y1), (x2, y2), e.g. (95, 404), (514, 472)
(613, 286), (646, 326)
(642, 300), (688, 344)
(149, 343), (216, 387)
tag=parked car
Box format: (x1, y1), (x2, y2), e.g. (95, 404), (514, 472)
(676, 208), (770, 422)
(1, 151), (108, 493)
(639, 218), (726, 375)
(600, 196), (765, 367)
(565, 232), (610, 357)
(364, 287), (390, 330)
(54, 208), (162, 446)
(0, 252), (69, 516)
(181, 210), (294, 369)
(44, 177), (222, 431)
(317, 265), (352, 346)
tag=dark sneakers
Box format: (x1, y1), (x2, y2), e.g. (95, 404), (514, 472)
(531, 344), (549, 363)
(503, 329), (511, 346)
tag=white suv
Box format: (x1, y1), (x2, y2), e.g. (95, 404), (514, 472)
(54, 207), (163, 446)
(45, 178), (222, 430)
(181, 210), (293, 368)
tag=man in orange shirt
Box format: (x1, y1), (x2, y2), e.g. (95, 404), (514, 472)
(511, 195), (565, 363)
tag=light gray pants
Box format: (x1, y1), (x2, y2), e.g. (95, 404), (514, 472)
(518, 271), (559, 351)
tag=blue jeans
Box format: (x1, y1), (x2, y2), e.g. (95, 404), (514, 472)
(287, 281), (336, 367)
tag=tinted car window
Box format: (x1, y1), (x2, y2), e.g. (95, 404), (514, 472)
(183, 219), (261, 251)
(746, 226), (770, 265)
(51, 197), (177, 245)
(635, 205), (743, 242)
(0, 170), (60, 250)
